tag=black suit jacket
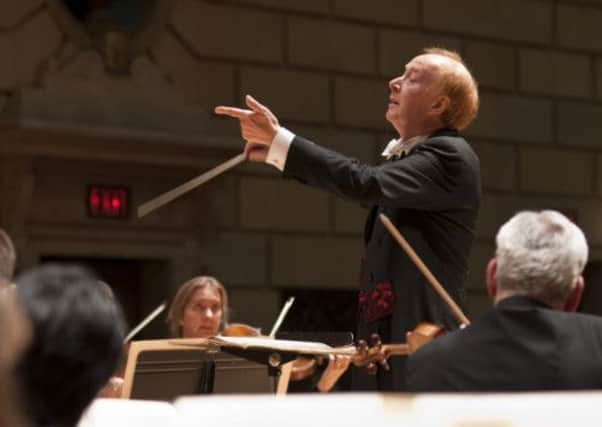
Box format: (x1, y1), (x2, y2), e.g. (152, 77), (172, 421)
(283, 129), (481, 390)
(406, 296), (602, 392)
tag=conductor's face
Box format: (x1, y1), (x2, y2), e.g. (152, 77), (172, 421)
(386, 54), (447, 138)
(180, 286), (222, 338)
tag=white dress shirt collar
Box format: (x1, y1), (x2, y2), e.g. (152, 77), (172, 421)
(381, 134), (428, 160)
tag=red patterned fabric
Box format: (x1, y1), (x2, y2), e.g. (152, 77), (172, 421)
(359, 280), (397, 323)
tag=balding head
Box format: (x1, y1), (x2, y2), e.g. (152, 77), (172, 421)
(421, 47), (479, 130)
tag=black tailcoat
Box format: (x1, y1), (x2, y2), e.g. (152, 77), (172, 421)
(283, 129), (481, 390)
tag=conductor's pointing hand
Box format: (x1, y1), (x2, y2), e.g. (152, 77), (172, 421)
(215, 95), (280, 162)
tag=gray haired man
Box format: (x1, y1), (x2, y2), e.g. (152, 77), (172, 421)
(406, 210), (602, 391)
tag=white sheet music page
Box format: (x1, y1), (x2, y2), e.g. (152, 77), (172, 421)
(208, 336), (357, 356)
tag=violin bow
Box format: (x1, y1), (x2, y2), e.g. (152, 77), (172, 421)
(378, 213), (470, 327)
(269, 296), (295, 338)
(123, 301), (167, 343)
(137, 152), (246, 218)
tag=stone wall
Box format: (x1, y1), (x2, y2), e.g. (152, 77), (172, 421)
(2, 0), (602, 326)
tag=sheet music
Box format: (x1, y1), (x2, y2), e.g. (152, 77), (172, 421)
(171, 336), (357, 356)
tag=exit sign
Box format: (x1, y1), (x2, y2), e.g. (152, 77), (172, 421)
(88, 185), (129, 219)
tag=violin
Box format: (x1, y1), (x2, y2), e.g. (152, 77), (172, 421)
(288, 321), (444, 381)
(338, 214), (470, 375)
(221, 322), (262, 337)
(289, 215), (470, 384)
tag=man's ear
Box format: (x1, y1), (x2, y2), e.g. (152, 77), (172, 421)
(486, 258), (498, 302)
(563, 276), (584, 312)
(431, 95), (450, 116)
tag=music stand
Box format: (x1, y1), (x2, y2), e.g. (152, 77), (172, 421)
(121, 339), (274, 401)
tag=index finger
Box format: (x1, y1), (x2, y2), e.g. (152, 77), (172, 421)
(214, 106), (252, 119)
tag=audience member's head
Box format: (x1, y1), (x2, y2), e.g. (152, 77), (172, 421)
(0, 290), (30, 427)
(15, 264), (126, 427)
(488, 210), (588, 312)
(167, 276), (228, 338)
(0, 228), (16, 288)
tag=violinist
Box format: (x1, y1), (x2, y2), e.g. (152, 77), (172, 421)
(167, 275), (229, 338)
(215, 46), (481, 390)
(99, 275), (228, 398)
(407, 210), (602, 392)
(167, 275), (350, 392)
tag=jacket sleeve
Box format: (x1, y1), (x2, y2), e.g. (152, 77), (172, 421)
(282, 135), (474, 212)
(405, 344), (446, 392)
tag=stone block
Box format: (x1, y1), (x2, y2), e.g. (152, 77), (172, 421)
(272, 235), (363, 288)
(152, 29), (236, 107)
(476, 194), (527, 240)
(240, 67), (330, 123)
(520, 49), (591, 98)
(28, 159), (205, 229)
(333, 0), (418, 27)
(558, 4), (602, 52)
(239, 177), (330, 231)
(571, 200), (602, 248)
(334, 198), (369, 234)
(0, 34), (14, 90)
(472, 140), (516, 191)
(466, 240), (494, 293)
(0, 0), (43, 29)
(13, 10), (63, 86)
(596, 155), (602, 197)
(173, 0), (282, 63)
(290, 125), (379, 164)
(558, 102), (602, 149)
(379, 29), (461, 76)
(289, 17), (375, 74)
(201, 232), (269, 286)
(597, 58), (602, 100)
(464, 291), (492, 317)
(335, 77), (389, 130)
(236, 0), (329, 14)
(228, 288), (280, 331)
(200, 175), (237, 228)
(477, 193), (602, 246)
(465, 41), (515, 91)
(520, 147), (593, 196)
(467, 93), (552, 144)
(423, 0), (552, 44)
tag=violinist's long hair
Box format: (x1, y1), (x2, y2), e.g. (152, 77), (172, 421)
(166, 276), (229, 338)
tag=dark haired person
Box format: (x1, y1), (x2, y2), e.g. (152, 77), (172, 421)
(15, 264), (126, 427)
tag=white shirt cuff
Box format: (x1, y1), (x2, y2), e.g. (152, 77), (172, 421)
(266, 127), (295, 171)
